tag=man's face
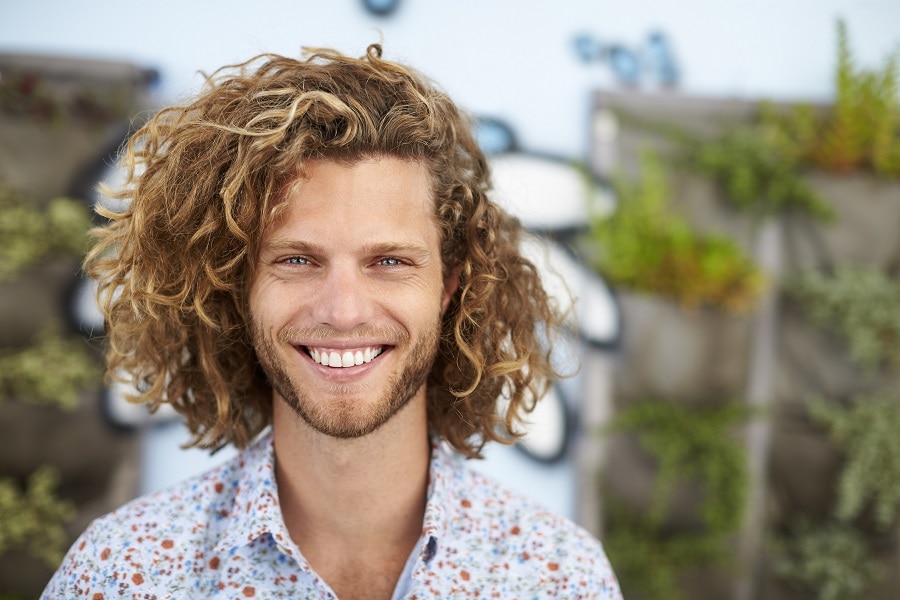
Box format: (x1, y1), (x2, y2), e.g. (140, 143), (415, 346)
(249, 157), (456, 439)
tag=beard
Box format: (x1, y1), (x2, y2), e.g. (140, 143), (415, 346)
(252, 318), (441, 439)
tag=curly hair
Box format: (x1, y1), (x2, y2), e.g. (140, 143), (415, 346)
(86, 44), (564, 458)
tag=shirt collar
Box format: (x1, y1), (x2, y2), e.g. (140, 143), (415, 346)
(411, 436), (461, 574)
(213, 428), (289, 556)
(211, 428), (461, 568)
(422, 436), (450, 538)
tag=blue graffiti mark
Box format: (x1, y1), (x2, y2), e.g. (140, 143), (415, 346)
(573, 33), (601, 63)
(573, 30), (680, 87)
(474, 117), (518, 155)
(645, 31), (679, 86)
(362, 0), (401, 17)
(608, 44), (640, 86)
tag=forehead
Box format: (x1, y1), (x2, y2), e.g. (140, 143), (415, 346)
(264, 157), (440, 247)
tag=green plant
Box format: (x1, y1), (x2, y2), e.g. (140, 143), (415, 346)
(689, 123), (834, 220)
(773, 520), (882, 600)
(585, 152), (763, 312)
(604, 400), (750, 599)
(0, 173), (96, 576)
(0, 327), (100, 410)
(758, 100), (820, 166)
(0, 70), (133, 125)
(792, 266), (900, 369)
(755, 18), (900, 176)
(867, 51), (900, 175)
(0, 181), (92, 281)
(604, 502), (721, 600)
(0, 466), (75, 567)
(0, 72), (65, 123)
(811, 19), (900, 176)
(809, 394), (900, 529)
(611, 400), (750, 533)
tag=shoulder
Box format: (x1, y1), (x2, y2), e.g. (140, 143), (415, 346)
(41, 453), (245, 598)
(428, 450), (622, 598)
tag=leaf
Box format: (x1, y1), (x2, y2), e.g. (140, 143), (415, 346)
(809, 394), (900, 528)
(0, 467), (75, 567)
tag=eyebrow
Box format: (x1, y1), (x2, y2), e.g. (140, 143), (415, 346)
(362, 241), (433, 260)
(261, 239), (433, 259)
(260, 240), (321, 255)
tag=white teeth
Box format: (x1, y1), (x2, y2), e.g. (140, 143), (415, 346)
(309, 346), (383, 368)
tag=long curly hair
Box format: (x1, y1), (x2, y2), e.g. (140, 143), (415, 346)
(86, 44), (565, 458)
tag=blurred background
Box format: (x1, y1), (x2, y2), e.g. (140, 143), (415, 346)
(1, 1), (899, 598)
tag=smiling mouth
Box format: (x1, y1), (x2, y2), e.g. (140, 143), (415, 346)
(305, 346), (385, 368)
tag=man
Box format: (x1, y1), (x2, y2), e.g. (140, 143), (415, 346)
(43, 44), (622, 599)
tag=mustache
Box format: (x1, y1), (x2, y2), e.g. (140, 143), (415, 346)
(277, 324), (410, 345)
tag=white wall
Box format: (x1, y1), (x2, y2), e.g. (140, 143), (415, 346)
(2, 0), (898, 158)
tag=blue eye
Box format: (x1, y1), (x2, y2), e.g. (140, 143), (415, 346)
(379, 257), (403, 266)
(285, 256), (310, 265)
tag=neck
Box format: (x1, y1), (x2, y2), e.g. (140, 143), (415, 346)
(272, 394), (430, 574)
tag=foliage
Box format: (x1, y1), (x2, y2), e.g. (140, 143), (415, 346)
(684, 15), (900, 212)
(585, 152), (763, 312)
(792, 267), (900, 369)
(692, 19), (900, 192)
(773, 520), (882, 600)
(0, 328), (100, 410)
(811, 19), (900, 175)
(604, 400), (749, 599)
(0, 72), (65, 123)
(0, 69), (134, 125)
(0, 181), (92, 281)
(689, 123), (834, 221)
(0, 63), (136, 594)
(604, 502), (721, 600)
(611, 399), (750, 533)
(761, 19), (900, 177)
(0, 467), (75, 567)
(757, 100), (820, 166)
(809, 394), (900, 529)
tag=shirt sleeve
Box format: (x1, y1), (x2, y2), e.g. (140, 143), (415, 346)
(41, 520), (120, 599)
(591, 541), (624, 599)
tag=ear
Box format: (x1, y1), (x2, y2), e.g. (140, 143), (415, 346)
(441, 264), (461, 314)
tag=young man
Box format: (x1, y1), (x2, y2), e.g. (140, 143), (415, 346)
(43, 45), (622, 599)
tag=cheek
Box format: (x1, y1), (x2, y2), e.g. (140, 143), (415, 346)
(248, 279), (292, 328)
(247, 288), (265, 327)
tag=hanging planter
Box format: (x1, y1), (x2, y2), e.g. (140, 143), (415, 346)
(581, 145), (761, 408)
(603, 399), (750, 600)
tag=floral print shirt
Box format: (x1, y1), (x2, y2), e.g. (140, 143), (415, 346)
(42, 429), (622, 599)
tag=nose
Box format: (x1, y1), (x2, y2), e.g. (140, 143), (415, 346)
(310, 262), (373, 331)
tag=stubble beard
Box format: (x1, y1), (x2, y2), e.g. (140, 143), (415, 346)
(252, 319), (441, 439)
